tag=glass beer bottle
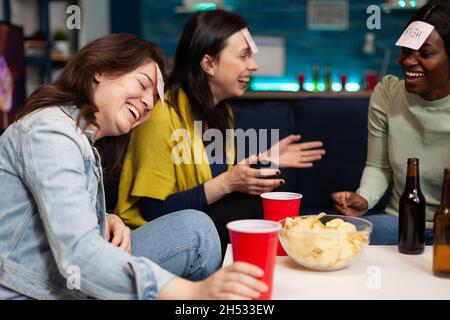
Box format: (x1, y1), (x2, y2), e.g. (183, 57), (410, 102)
(398, 158), (425, 254)
(313, 63), (320, 93)
(433, 169), (450, 277)
(325, 64), (332, 92)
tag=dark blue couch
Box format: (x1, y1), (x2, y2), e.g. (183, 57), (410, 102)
(104, 96), (389, 252)
(231, 96), (389, 214)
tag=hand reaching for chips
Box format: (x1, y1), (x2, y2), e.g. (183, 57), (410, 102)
(280, 213), (371, 270)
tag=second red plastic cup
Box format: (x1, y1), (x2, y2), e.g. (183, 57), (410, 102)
(227, 219), (281, 300)
(365, 72), (378, 91)
(261, 192), (302, 256)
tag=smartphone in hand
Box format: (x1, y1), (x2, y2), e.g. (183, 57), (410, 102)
(250, 161), (282, 180)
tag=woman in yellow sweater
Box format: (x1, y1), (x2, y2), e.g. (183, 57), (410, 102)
(117, 10), (325, 246)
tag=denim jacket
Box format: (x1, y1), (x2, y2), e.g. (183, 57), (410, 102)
(0, 106), (175, 299)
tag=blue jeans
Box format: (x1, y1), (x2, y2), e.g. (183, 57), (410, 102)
(363, 212), (433, 245)
(0, 209), (221, 299)
(0, 209), (220, 299)
(131, 209), (222, 281)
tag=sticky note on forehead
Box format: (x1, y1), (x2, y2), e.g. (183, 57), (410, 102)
(155, 63), (164, 107)
(395, 21), (435, 50)
(241, 28), (259, 54)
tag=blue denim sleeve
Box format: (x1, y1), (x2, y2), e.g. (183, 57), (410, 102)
(20, 118), (175, 299)
(140, 184), (207, 221)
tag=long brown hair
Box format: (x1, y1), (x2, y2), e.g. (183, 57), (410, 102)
(17, 33), (167, 174)
(169, 10), (248, 134)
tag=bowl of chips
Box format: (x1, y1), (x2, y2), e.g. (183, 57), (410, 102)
(279, 213), (372, 271)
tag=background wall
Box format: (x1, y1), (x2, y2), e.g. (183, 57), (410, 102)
(2, 0), (419, 92)
(135, 0), (415, 88)
(78, 0), (110, 48)
(1, 0), (110, 93)
(1, 0), (66, 93)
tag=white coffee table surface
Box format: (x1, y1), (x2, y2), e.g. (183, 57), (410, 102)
(223, 244), (450, 300)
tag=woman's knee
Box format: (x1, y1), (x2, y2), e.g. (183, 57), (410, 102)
(174, 210), (217, 235)
(174, 210), (222, 263)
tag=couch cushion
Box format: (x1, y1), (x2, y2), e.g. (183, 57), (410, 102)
(232, 100), (296, 160)
(232, 100), (298, 191)
(293, 98), (370, 208)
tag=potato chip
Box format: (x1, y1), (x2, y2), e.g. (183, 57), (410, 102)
(325, 218), (344, 229)
(280, 213), (370, 270)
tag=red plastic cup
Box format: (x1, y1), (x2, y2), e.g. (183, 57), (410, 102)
(340, 74), (348, 91)
(227, 219), (282, 300)
(365, 72), (378, 91)
(261, 192), (302, 256)
(297, 73), (305, 91)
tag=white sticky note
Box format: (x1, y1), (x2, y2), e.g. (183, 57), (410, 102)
(241, 28), (259, 54)
(155, 63), (165, 107)
(395, 21), (435, 50)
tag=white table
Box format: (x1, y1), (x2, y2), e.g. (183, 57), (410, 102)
(223, 244), (450, 300)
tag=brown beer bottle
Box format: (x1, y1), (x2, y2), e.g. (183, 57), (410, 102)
(398, 158), (425, 254)
(433, 169), (450, 277)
